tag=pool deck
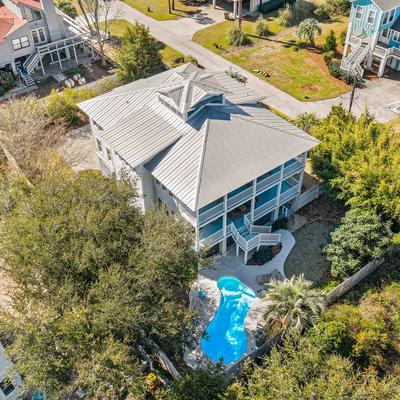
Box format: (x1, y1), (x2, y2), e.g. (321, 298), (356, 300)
(184, 229), (295, 369)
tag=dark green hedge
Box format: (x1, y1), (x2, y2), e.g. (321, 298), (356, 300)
(259, 0), (295, 13)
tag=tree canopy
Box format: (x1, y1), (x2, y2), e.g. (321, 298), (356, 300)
(116, 23), (164, 83)
(0, 170), (199, 398)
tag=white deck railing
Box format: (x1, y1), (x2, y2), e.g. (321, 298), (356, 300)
(199, 228), (224, 247)
(279, 184), (300, 205)
(227, 186), (253, 210)
(283, 160), (303, 178)
(198, 202), (224, 226)
(253, 198), (276, 220)
(256, 171), (280, 194)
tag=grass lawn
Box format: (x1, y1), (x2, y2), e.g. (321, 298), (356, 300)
(193, 16), (350, 101)
(122, 0), (198, 21)
(101, 19), (185, 68)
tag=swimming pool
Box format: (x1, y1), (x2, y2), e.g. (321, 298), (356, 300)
(201, 276), (256, 364)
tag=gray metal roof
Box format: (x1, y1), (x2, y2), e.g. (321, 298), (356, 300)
(372, 0), (399, 11)
(79, 64), (319, 212)
(146, 104), (319, 211)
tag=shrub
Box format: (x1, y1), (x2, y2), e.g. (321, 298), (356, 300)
(323, 208), (392, 279)
(0, 70), (16, 97)
(46, 87), (98, 125)
(228, 27), (251, 47)
(255, 16), (270, 37)
(272, 217), (288, 231)
(253, 244), (282, 265)
(225, 67), (247, 84)
(325, 0), (350, 15)
(294, 112), (320, 132)
(278, 0), (316, 27)
(339, 30), (347, 46)
(309, 320), (348, 353)
(55, 0), (77, 17)
(95, 77), (120, 94)
(328, 59), (348, 80)
(324, 30), (337, 53)
(314, 3), (330, 20)
(322, 50), (335, 64)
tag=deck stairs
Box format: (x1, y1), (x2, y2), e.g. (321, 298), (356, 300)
(341, 40), (371, 80)
(230, 214), (281, 253)
(17, 67), (35, 87)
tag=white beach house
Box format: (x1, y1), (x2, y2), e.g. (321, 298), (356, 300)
(79, 64), (319, 262)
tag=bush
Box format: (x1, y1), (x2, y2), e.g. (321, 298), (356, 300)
(255, 16), (270, 37)
(228, 27), (251, 47)
(339, 30), (347, 46)
(272, 217), (288, 231)
(314, 3), (330, 20)
(294, 112), (320, 132)
(324, 30), (337, 53)
(323, 208), (392, 279)
(278, 0), (316, 27)
(55, 0), (77, 17)
(325, 0), (350, 15)
(328, 59), (348, 81)
(253, 246), (274, 265)
(323, 50), (335, 64)
(46, 87), (98, 125)
(225, 67), (247, 84)
(0, 70), (16, 97)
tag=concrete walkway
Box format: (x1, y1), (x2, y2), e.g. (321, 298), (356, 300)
(107, 1), (398, 122)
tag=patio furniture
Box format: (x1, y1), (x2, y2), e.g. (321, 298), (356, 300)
(256, 269), (283, 285)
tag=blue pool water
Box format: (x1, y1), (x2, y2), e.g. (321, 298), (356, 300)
(201, 276), (256, 364)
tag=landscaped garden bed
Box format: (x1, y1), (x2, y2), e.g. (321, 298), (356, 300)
(193, 15), (350, 101)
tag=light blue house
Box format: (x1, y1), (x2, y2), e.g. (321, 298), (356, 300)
(341, 0), (400, 77)
(79, 64), (320, 263)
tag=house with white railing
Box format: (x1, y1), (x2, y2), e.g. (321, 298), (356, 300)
(341, 0), (400, 78)
(79, 64), (320, 263)
(0, 0), (96, 87)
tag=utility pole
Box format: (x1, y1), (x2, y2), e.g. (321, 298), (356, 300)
(237, 0), (242, 28)
(167, 0), (171, 14)
(348, 74), (357, 113)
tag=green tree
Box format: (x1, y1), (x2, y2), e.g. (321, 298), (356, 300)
(0, 171), (199, 397)
(0, 70), (16, 96)
(324, 29), (337, 53)
(297, 18), (321, 47)
(229, 337), (400, 399)
(263, 275), (325, 337)
(323, 208), (392, 279)
(165, 361), (228, 400)
(310, 105), (400, 225)
(294, 112), (320, 133)
(116, 23), (164, 83)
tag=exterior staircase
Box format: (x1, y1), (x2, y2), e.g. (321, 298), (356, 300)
(17, 67), (36, 87)
(341, 40), (371, 80)
(230, 214), (281, 254)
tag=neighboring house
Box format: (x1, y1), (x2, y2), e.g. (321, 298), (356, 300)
(0, 0), (94, 87)
(212, 0), (288, 15)
(0, 341), (22, 400)
(79, 64), (319, 262)
(341, 0), (400, 78)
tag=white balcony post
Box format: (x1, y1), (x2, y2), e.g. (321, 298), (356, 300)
(195, 211), (200, 251)
(221, 195), (228, 254)
(250, 179), (256, 221)
(39, 55), (45, 76)
(274, 164), (284, 221)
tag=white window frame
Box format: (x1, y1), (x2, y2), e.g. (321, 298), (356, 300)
(392, 31), (400, 43)
(382, 28), (389, 38)
(11, 36), (30, 50)
(355, 5), (363, 20)
(367, 9), (376, 25)
(31, 27), (46, 45)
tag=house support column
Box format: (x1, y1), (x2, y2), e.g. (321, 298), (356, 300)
(212, 0), (216, 8)
(378, 56), (387, 77)
(273, 164), (284, 221)
(219, 239), (227, 254)
(343, 42), (349, 58)
(73, 45), (78, 64)
(236, 243), (239, 257)
(233, 0), (237, 19)
(244, 250), (248, 264)
(10, 61), (17, 74)
(39, 56), (45, 76)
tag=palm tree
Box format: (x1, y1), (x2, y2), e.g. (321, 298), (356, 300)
(297, 18), (322, 47)
(263, 274), (325, 337)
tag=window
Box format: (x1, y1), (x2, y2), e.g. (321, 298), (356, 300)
(383, 9), (395, 25)
(25, 7), (41, 21)
(367, 9), (376, 25)
(96, 138), (102, 152)
(393, 31), (400, 43)
(0, 379), (15, 396)
(106, 147), (112, 161)
(382, 28), (389, 38)
(355, 5), (363, 20)
(11, 36), (30, 50)
(31, 27), (46, 44)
